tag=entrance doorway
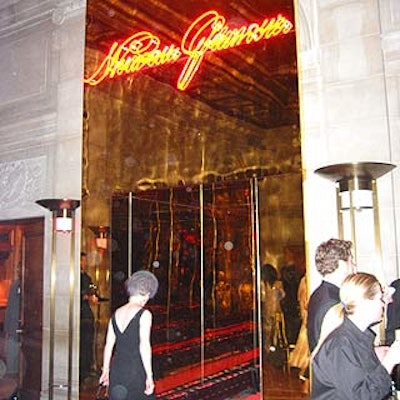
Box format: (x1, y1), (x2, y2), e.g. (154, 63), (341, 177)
(0, 218), (44, 400)
(111, 180), (260, 397)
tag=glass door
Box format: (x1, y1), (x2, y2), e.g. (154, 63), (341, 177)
(111, 179), (261, 398)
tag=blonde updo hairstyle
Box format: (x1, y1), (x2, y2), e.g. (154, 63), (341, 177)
(312, 272), (381, 358)
(340, 272), (382, 315)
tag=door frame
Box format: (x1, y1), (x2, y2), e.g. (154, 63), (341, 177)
(0, 218), (44, 400)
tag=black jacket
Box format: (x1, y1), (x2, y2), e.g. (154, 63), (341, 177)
(386, 279), (400, 344)
(311, 317), (392, 400)
(81, 271), (95, 321)
(307, 280), (340, 351)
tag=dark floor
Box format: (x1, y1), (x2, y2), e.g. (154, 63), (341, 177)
(79, 363), (309, 400)
(0, 361), (309, 399)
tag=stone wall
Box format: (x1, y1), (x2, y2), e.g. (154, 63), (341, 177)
(297, 0), (400, 287)
(0, 1), (85, 398)
(0, 0), (399, 398)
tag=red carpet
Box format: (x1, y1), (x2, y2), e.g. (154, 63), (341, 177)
(156, 349), (257, 394)
(243, 394), (261, 399)
(153, 321), (255, 354)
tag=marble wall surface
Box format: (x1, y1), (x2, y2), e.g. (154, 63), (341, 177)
(0, 1), (85, 398)
(297, 0), (400, 287)
(0, 0), (399, 398)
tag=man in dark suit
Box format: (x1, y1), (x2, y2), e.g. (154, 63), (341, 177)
(386, 279), (400, 390)
(307, 238), (355, 352)
(80, 252), (98, 383)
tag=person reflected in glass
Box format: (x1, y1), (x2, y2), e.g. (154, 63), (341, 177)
(280, 247), (302, 345)
(261, 264), (286, 361)
(311, 272), (400, 400)
(80, 251), (98, 383)
(100, 270), (158, 400)
(289, 274), (309, 385)
(3, 273), (20, 379)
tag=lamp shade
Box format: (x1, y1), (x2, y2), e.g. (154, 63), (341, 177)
(89, 225), (110, 249)
(314, 162), (396, 190)
(36, 198), (80, 212)
(36, 198), (80, 232)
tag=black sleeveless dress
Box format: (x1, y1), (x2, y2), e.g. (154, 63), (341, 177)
(109, 308), (156, 400)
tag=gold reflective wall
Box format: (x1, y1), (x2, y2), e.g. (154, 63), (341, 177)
(82, 1), (305, 398)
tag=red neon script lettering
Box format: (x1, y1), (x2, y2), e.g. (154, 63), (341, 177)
(178, 11), (293, 90)
(84, 11), (293, 90)
(85, 32), (181, 86)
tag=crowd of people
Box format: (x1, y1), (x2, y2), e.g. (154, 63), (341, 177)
(307, 239), (400, 399)
(82, 237), (400, 400)
(260, 238), (400, 400)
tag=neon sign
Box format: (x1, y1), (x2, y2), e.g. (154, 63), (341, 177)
(84, 10), (293, 90)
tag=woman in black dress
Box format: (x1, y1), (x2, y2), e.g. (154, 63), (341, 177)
(100, 270), (158, 400)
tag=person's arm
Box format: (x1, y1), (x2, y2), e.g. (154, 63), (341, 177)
(260, 281), (266, 302)
(139, 309), (155, 395)
(81, 274), (99, 306)
(99, 318), (116, 386)
(275, 280), (285, 300)
(381, 339), (400, 374)
(374, 345), (389, 363)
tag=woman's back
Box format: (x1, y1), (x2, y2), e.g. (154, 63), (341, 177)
(110, 308), (152, 400)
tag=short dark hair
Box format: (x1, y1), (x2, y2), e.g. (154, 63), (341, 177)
(125, 270), (159, 298)
(261, 264), (278, 285)
(315, 239), (352, 276)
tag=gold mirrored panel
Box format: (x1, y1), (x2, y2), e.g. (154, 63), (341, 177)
(82, 0), (306, 398)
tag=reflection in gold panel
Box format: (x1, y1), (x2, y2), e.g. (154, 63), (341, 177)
(82, 1), (305, 398)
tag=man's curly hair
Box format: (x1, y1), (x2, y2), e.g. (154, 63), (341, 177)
(315, 239), (353, 276)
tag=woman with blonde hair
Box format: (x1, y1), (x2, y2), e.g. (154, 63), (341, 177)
(311, 272), (400, 400)
(260, 263), (286, 357)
